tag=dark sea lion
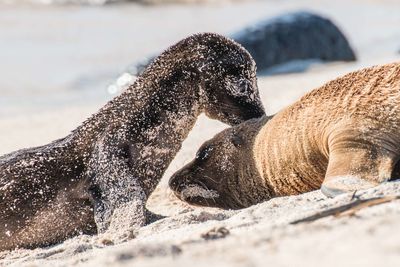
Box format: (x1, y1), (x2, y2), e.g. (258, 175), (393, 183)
(0, 32), (265, 250)
(231, 11), (356, 74)
(169, 62), (400, 209)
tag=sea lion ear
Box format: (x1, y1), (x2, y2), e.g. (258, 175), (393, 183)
(231, 134), (244, 148)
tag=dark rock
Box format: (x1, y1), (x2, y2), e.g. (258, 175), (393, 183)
(231, 11), (356, 74)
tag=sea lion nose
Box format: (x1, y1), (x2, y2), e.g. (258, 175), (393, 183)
(168, 169), (190, 191)
(168, 176), (179, 189)
(241, 103), (265, 122)
(252, 104), (265, 118)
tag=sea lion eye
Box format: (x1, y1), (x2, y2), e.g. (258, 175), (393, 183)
(196, 145), (213, 161)
(237, 79), (250, 94)
(231, 135), (243, 148)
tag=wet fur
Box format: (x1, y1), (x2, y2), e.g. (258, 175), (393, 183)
(170, 62), (400, 209)
(0, 33), (265, 250)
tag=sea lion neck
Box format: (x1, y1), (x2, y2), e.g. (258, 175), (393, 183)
(122, 73), (203, 196)
(246, 116), (276, 201)
(223, 116), (275, 208)
(72, 50), (206, 196)
(71, 51), (204, 153)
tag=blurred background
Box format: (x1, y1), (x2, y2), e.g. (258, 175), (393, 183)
(0, 0), (399, 166)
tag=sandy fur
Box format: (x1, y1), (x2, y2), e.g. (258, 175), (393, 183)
(170, 62), (400, 209)
(254, 62), (400, 198)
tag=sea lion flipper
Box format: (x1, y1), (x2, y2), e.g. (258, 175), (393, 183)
(321, 143), (396, 197)
(88, 138), (148, 234)
(321, 176), (377, 197)
(100, 205), (164, 244)
(91, 182), (147, 234)
(93, 187), (146, 232)
(103, 198), (146, 242)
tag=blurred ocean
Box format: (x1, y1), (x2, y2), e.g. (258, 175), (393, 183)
(0, 0), (399, 117)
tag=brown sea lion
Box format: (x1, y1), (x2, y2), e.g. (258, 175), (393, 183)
(169, 62), (400, 209)
(0, 33), (265, 250)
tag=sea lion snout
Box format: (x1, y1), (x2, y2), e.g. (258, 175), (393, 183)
(197, 34), (265, 125)
(205, 77), (265, 125)
(169, 166), (221, 207)
(168, 168), (191, 192)
(226, 78), (265, 122)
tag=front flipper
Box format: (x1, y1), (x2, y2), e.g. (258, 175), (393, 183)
(321, 139), (397, 197)
(101, 198), (146, 243)
(87, 137), (149, 237)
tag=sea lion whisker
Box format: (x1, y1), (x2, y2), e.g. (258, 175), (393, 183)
(195, 167), (221, 185)
(196, 180), (211, 191)
(196, 180), (218, 203)
(203, 174), (221, 185)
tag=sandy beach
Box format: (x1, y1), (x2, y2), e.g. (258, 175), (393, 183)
(1, 0), (400, 266)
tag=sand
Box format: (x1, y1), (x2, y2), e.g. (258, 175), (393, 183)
(1, 0), (400, 266)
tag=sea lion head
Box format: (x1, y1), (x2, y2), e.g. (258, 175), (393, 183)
(195, 33), (265, 125)
(169, 118), (268, 209)
(142, 33), (265, 125)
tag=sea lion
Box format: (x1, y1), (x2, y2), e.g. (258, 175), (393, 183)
(169, 62), (400, 209)
(0, 32), (265, 250)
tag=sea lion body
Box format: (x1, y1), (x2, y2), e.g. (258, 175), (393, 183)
(0, 33), (265, 250)
(169, 63), (400, 209)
